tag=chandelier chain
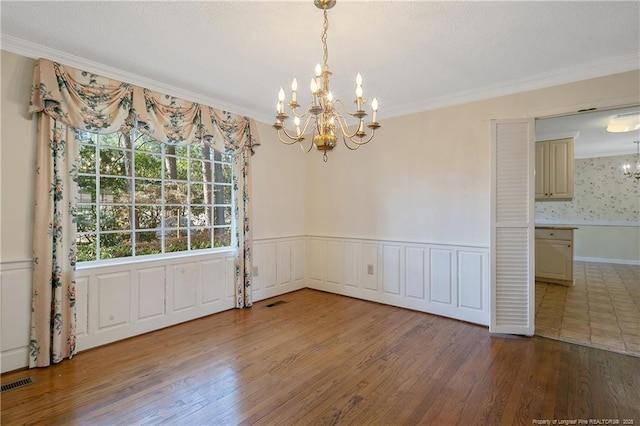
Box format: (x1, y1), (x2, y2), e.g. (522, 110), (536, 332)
(322, 8), (329, 68)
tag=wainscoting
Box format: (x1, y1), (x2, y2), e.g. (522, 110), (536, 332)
(1, 235), (487, 372)
(306, 236), (490, 326)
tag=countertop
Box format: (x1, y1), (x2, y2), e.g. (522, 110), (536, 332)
(535, 225), (579, 230)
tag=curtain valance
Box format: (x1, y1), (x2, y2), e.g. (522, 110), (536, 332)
(29, 59), (257, 153)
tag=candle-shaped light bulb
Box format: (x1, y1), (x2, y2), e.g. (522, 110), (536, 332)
(356, 72), (363, 86)
(294, 116), (301, 135)
(327, 91), (333, 102)
(291, 78), (298, 102)
(356, 85), (363, 99)
(310, 78), (318, 94)
(278, 87), (285, 102)
(371, 97), (378, 123)
(315, 63), (322, 77)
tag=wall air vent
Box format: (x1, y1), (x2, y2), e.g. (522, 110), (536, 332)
(1, 377), (34, 392)
(265, 300), (287, 308)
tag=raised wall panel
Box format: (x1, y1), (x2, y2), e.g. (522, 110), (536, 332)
(406, 247), (426, 300)
(252, 243), (264, 291)
(326, 241), (343, 285)
(361, 243), (378, 291)
(75, 276), (89, 336)
(307, 239), (324, 281)
(264, 243), (277, 289)
(201, 259), (224, 305)
(136, 267), (165, 320)
(458, 252), (483, 310)
(96, 272), (131, 329)
(343, 242), (359, 288)
(430, 249), (453, 305)
(277, 242), (292, 285)
(292, 239), (305, 281)
(171, 263), (197, 312)
(226, 257), (236, 299)
(0, 267), (31, 350)
(383, 245), (402, 295)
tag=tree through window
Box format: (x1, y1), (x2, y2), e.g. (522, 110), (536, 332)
(76, 129), (233, 262)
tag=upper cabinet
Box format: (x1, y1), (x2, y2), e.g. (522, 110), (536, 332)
(535, 138), (574, 201)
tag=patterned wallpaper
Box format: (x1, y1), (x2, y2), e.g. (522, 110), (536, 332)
(535, 154), (639, 223)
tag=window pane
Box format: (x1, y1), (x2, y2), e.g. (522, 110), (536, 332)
(163, 208), (190, 229)
(190, 228), (212, 250)
(175, 145), (189, 157)
(77, 131), (96, 145)
(165, 230), (188, 253)
(78, 176), (96, 202)
(78, 145), (96, 173)
(165, 181), (187, 204)
(214, 185), (232, 204)
(100, 232), (132, 259)
(213, 227), (231, 248)
(77, 205), (96, 232)
(134, 152), (162, 178)
(189, 144), (204, 158)
(100, 177), (131, 203)
(135, 179), (161, 204)
(214, 163), (232, 184)
(135, 136), (161, 152)
(100, 132), (128, 148)
(135, 231), (162, 256)
(213, 206), (233, 226)
(190, 183), (204, 204)
(135, 205), (163, 230)
(99, 147), (128, 175)
(76, 234), (96, 262)
(189, 206), (211, 226)
(99, 205), (131, 231)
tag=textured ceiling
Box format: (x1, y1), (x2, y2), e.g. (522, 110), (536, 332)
(1, 0), (639, 155)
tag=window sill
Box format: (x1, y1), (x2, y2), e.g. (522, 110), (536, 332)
(76, 247), (237, 273)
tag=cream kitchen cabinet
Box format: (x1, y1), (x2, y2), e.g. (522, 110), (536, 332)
(535, 227), (577, 286)
(535, 138), (574, 200)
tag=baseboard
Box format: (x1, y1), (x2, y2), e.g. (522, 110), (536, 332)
(575, 256), (640, 266)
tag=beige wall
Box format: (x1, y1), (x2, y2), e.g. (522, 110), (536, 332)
(574, 225), (640, 262)
(1, 49), (639, 263)
(305, 70), (640, 252)
(1, 51), (36, 262)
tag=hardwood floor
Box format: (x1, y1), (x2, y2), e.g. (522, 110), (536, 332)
(2, 289), (639, 425)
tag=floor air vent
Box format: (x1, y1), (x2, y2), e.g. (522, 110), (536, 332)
(1, 377), (34, 392)
(265, 300), (287, 308)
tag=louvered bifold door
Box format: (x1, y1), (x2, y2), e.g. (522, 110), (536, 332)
(490, 119), (535, 335)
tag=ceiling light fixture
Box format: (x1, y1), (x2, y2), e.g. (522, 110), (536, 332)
(622, 140), (640, 181)
(273, 0), (380, 162)
(606, 113), (640, 133)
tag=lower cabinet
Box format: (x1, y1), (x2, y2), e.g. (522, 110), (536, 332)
(535, 228), (575, 286)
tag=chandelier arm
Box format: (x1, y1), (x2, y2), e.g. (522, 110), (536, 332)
(299, 114), (315, 138)
(334, 113), (361, 139)
(277, 128), (303, 145)
(334, 98), (360, 117)
(345, 127), (377, 147)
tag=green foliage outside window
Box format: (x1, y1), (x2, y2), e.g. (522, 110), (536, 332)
(76, 130), (233, 262)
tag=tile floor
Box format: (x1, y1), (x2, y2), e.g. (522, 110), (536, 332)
(535, 261), (640, 357)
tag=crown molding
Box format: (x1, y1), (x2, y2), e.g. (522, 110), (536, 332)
(2, 34), (638, 124)
(383, 53), (640, 120)
(0, 35), (274, 123)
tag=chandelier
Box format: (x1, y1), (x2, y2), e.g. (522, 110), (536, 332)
(273, 0), (380, 162)
(623, 140), (640, 180)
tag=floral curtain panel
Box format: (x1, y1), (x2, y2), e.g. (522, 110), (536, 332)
(29, 59), (256, 367)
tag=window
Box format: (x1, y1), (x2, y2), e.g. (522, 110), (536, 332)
(76, 129), (234, 262)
